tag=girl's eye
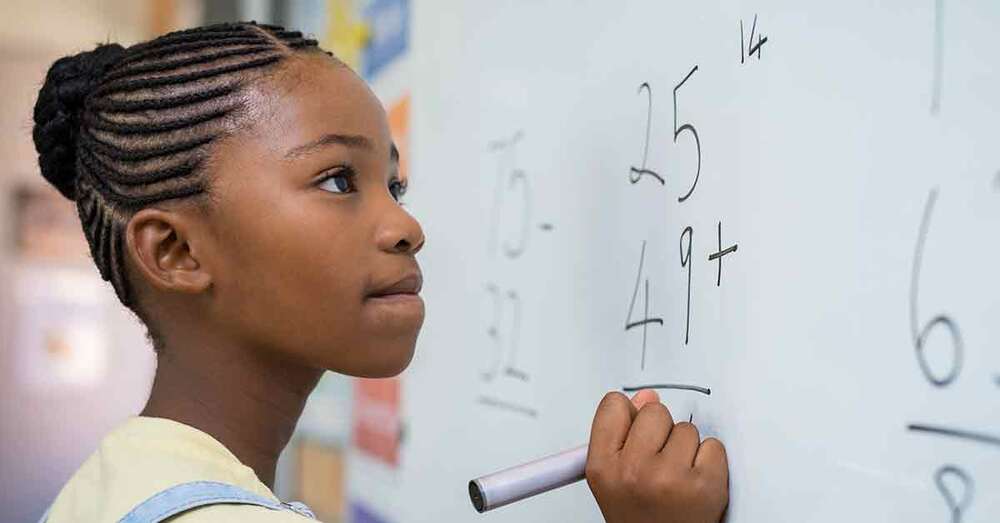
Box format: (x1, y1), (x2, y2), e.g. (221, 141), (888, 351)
(389, 178), (408, 202)
(317, 168), (356, 194)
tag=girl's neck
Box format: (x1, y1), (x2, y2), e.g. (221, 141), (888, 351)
(140, 340), (323, 489)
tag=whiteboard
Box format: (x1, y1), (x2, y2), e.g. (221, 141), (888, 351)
(378, 2), (1000, 521)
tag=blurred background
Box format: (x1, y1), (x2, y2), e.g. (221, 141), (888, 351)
(0, 1), (410, 521)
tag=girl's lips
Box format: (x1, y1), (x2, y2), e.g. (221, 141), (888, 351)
(364, 291), (424, 321)
(366, 293), (423, 305)
(367, 271), (423, 298)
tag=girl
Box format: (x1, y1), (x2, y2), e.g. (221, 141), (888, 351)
(31, 21), (729, 523)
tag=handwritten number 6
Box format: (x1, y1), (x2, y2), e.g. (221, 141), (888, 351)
(909, 189), (963, 386)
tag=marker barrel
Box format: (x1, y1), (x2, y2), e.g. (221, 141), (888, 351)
(468, 444), (589, 513)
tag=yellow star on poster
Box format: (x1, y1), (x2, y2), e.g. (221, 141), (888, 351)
(322, 0), (370, 71)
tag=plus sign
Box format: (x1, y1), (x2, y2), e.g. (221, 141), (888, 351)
(708, 221), (738, 286)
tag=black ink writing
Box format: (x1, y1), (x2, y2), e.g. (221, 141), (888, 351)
(487, 131), (531, 259)
(908, 423), (1000, 449)
(909, 189), (964, 386)
(740, 14), (768, 63)
(477, 395), (538, 418)
(623, 383), (711, 395)
(630, 83), (665, 185)
(674, 66), (701, 203)
(931, 0), (944, 114)
(503, 169), (530, 258)
(680, 227), (694, 345)
(626, 240), (664, 369)
(502, 289), (528, 380)
(935, 465), (973, 523)
(708, 221), (738, 286)
(482, 284), (529, 382)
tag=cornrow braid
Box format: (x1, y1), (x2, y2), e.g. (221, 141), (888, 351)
(31, 21), (327, 349)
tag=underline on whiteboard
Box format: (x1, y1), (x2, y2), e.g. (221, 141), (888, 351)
(622, 384), (712, 395)
(478, 395), (538, 418)
(908, 423), (1000, 449)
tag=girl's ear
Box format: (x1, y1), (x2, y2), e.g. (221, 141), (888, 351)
(125, 207), (213, 295)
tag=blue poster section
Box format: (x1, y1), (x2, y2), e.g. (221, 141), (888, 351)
(362, 0), (409, 79)
(350, 500), (393, 523)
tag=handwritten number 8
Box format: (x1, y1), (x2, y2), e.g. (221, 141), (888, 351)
(909, 189), (963, 386)
(935, 465), (973, 523)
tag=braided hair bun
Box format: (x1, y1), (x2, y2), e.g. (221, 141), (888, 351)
(31, 43), (126, 201)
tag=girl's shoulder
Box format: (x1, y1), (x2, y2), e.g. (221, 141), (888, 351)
(43, 417), (315, 522)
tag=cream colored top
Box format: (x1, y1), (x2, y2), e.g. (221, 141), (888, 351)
(45, 416), (313, 522)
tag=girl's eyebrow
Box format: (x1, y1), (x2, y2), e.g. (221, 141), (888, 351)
(284, 133), (373, 159)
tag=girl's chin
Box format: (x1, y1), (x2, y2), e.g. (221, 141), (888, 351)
(332, 340), (418, 379)
(362, 294), (425, 330)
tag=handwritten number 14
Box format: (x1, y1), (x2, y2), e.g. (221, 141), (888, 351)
(740, 14), (768, 63)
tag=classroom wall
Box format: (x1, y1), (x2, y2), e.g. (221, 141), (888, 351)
(0, 2), (200, 522)
(0, 1), (415, 521)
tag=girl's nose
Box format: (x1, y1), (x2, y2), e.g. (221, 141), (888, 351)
(376, 204), (425, 255)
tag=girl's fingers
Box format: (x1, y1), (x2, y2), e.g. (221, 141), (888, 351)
(629, 388), (660, 410)
(660, 421), (701, 469)
(621, 401), (674, 458)
(588, 392), (638, 462)
(694, 437), (729, 484)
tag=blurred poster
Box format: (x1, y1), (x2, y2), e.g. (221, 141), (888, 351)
(296, 439), (346, 522)
(323, 0), (370, 71)
(11, 265), (109, 390)
(351, 377), (400, 467)
(361, 0), (408, 80)
(10, 184), (89, 263)
(386, 95), (410, 184)
(349, 501), (393, 523)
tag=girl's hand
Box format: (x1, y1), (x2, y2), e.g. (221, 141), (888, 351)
(585, 390), (729, 523)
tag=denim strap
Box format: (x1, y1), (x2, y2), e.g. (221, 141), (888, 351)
(116, 480), (316, 522)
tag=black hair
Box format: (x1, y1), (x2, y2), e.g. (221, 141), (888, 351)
(31, 22), (330, 351)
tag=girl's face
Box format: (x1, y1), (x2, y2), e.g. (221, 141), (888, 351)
(197, 53), (425, 377)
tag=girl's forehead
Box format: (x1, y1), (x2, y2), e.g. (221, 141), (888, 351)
(241, 55), (392, 157)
